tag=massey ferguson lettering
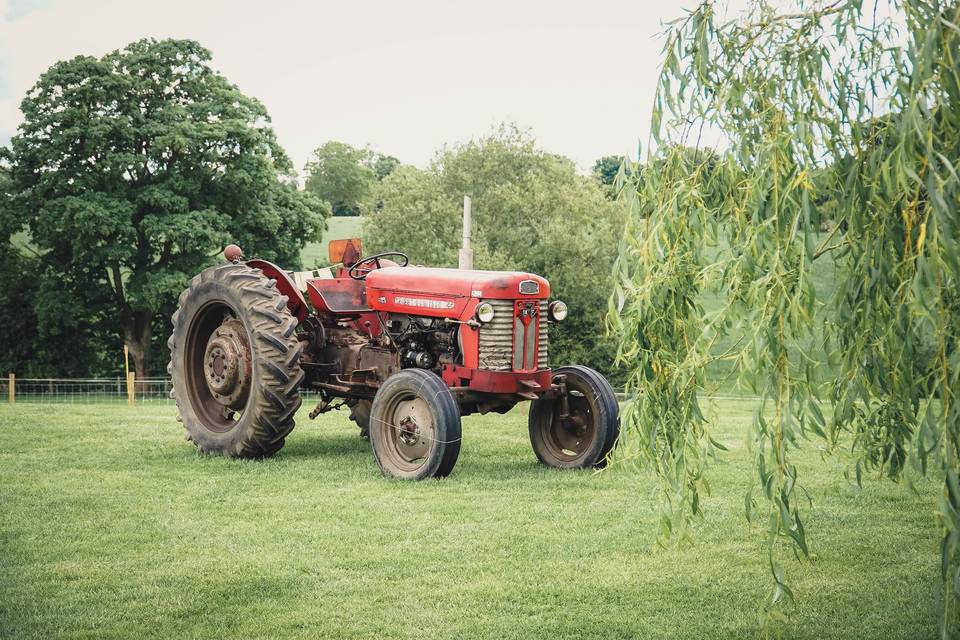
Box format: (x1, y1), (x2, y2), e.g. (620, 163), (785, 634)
(394, 296), (455, 310)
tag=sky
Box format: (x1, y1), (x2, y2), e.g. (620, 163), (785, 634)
(0, 0), (749, 174)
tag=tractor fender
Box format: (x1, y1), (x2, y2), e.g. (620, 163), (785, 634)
(246, 259), (309, 323)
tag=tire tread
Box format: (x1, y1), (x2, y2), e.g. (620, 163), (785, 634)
(168, 262), (303, 459)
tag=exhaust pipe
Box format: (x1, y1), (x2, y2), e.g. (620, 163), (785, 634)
(458, 195), (473, 270)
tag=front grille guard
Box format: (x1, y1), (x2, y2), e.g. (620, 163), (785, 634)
(477, 300), (548, 372)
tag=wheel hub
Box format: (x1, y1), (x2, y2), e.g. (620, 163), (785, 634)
(554, 415), (587, 452)
(398, 416), (420, 446)
(392, 399), (432, 461)
(203, 318), (251, 410)
(546, 379), (595, 458)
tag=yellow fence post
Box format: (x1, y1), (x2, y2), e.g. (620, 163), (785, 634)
(8, 373), (14, 405)
(126, 371), (135, 405)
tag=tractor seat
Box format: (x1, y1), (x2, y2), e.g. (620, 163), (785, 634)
(306, 278), (371, 314)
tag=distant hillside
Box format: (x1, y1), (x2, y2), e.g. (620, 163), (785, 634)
(301, 216), (363, 268)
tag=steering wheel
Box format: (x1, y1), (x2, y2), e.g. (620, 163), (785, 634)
(348, 252), (410, 280)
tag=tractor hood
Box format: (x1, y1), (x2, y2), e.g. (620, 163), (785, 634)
(366, 266), (550, 303)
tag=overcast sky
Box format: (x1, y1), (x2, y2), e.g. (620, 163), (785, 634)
(0, 0), (748, 174)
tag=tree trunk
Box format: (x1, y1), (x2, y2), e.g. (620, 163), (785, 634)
(121, 309), (153, 380)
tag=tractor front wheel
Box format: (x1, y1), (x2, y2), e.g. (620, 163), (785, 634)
(528, 365), (619, 469)
(168, 263), (304, 458)
(368, 369), (461, 479)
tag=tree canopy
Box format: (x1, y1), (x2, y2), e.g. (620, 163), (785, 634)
(611, 1), (960, 634)
(1, 38), (327, 376)
(303, 141), (399, 216)
(365, 124), (624, 373)
(369, 154), (401, 182)
(591, 155), (626, 185)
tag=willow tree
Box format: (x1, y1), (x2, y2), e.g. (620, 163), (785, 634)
(611, 0), (959, 635)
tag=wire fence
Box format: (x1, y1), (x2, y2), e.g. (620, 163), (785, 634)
(0, 377), (331, 406)
(0, 377), (759, 406)
(1, 377), (173, 404)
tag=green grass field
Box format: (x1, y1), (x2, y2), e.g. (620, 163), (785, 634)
(301, 216), (363, 268)
(0, 400), (940, 639)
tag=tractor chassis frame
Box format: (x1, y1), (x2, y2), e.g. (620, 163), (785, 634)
(302, 374), (566, 418)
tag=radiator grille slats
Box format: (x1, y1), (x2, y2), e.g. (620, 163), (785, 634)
(477, 300), (548, 371)
(538, 301), (548, 369)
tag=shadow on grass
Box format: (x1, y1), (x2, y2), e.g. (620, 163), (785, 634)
(270, 429), (574, 490)
(280, 429), (370, 461)
(155, 413), (601, 491)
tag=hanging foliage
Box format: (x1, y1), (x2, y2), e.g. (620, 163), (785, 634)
(611, 0), (959, 635)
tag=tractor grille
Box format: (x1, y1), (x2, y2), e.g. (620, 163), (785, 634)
(477, 300), (548, 371)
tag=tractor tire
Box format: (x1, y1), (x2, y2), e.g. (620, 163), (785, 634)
(348, 399), (372, 438)
(168, 262), (304, 458)
(368, 369), (461, 480)
(528, 365), (619, 469)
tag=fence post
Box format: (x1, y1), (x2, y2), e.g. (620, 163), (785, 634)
(126, 372), (135, 405)
(8, 373), (14, 405)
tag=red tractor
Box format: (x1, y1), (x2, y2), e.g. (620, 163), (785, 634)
(168, 239), (618, 479)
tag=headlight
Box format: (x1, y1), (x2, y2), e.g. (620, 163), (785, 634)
(475, 301), (496, 323)
(548, 300), (568, 322)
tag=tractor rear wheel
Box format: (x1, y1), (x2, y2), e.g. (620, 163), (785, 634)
(368, 369), (461, 479)
(528, 365), (619, 469)
(168, 263), (304, 458)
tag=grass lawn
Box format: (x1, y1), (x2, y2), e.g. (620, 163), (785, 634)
(0, 399), (940, 639)
(301, 216), (364, 268)
(9, 230), (35, 255)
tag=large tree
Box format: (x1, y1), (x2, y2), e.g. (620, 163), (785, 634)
(611, 1), (960, 634)
(365, 124), (624, 374)
(2, 166), (115, 376)
(1, 39), (326, 377)
(0, 168), (39, 375)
